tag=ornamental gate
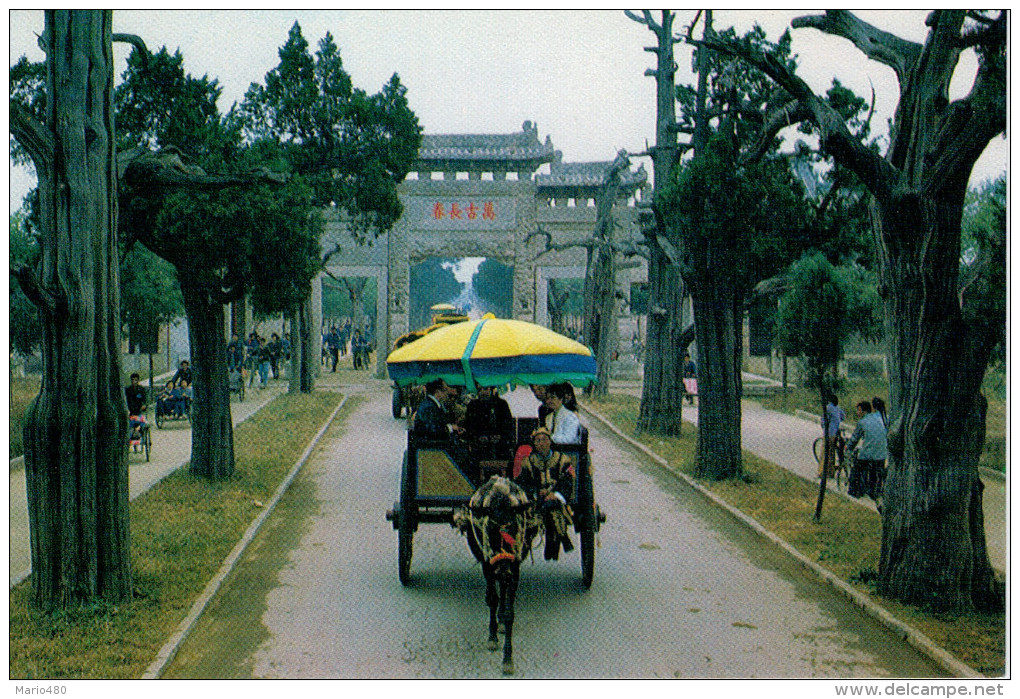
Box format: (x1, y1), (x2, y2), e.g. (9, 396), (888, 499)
(316, 121), (649, 378)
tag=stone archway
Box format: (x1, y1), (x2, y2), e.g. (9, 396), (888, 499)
(315, 124), (650, 381)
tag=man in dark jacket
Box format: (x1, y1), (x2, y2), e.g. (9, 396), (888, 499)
(125, 373), (148, 448)
(171, 359), (192, 387)
(464, 385), (514, 459)
(413, 379), (464, 440)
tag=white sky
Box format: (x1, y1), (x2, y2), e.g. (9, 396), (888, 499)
(7, 9), (1008, 212)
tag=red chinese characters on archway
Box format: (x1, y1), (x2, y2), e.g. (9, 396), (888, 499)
(431, 201), (497, 221)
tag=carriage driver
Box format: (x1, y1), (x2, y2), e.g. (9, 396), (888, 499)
(516, 427), (575, 560)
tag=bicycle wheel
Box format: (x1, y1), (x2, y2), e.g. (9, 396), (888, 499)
(812, 437), (825, 465)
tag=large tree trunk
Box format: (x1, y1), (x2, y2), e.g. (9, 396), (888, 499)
(875, 190), (1000, 612)
(287, 305), (301, 393)
(181, 282), (235, 479)
(584, 153), (631, 398)
(19, 10), (131, 607)
(637, 243), (685, 434)
(547, 282), (568, 336)
(692, 289), (743, 479)
(290, 297), (317, 393)
(588, 242), (616, 397)
(632, 10), (688, 434)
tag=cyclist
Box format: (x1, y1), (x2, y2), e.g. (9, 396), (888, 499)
(818, 392), (845, 479)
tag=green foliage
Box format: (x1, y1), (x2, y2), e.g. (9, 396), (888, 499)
(677, 25), (796, 142)
(659, 132), (812, 296)
(116, 44), (321, 311)
(235, 22), (422, 243)
(116, 47), (239, 166)
(9, 210), (41, 356)
(961, 174), (1007, 365)
(472, 258), (513, 318)
(9, 56), (46, 168)
(775, 251), (882, 381)
(409, 258), (463, 329)
(119, 242), (184, 352)
(321, 278), (377, 322)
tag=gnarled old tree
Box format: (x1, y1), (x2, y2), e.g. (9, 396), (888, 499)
(660, 18), (815, 480)
(626, 10), (691, 435)
(116, 45), (320, 480)
(528, 151), (645, 396)
(9, 10), (131, 607)
(702, 10), (1006, 612)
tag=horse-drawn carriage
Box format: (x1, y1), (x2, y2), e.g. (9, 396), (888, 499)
(385, 416), (606, 587)
(385, 314), (606, 673)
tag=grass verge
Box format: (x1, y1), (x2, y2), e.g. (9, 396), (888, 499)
(585, 393), (1005, 677)
(9, 389), (348, 679)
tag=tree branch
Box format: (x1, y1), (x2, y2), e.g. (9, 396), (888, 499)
(320, 242), (343, 267)
(743, 99), (814, 164)
(9, 102), (54, 170)
(525, 226), (597, 259)
(112, 33), (148, 65)
(694, 33), (899, 202)
(920, 20), (1006, 194)
(12, 263), (65, 317)
(655, 234), (681, 267)
(123, 149), (288, 193)
(747, 273), (790, 305)
(624, 10), (659, 32)
(790, 10), (922, 85)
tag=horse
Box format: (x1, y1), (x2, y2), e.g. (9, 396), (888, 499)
(456, 475), (538, 675)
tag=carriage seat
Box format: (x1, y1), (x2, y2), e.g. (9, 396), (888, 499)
(478, 460), (511, 480)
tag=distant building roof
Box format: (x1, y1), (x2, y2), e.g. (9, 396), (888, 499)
(415, 120), (555, 171)
(536, 151), (648, 196)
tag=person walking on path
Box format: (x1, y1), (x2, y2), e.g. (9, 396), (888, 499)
(255, 337), (272, 389)
(326, 327), (342, 372)
(818, 393), (845, 478)
(268, 333), (282, 379)
(683, 352), (698, 405)
(846, 400), (888, 509)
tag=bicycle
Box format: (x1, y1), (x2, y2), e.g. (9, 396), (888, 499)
(813, 428), (849, 491)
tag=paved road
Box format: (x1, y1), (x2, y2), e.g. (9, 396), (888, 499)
(163, 382), (946, 679)
(610, 380), (1006, 577)
(9, 380), (288, 586)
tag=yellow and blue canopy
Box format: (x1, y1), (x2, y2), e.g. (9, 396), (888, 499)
(386, 315), (596, 390)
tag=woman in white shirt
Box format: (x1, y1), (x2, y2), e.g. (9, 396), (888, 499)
(543, 383), (583, 445)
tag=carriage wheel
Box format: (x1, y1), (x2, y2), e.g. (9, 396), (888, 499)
(580, 529), (595, 589)
(398, 453), (416, 585)
(576, 456), (598, 588)
(398, 522), (414, 586)
(155, 410), (165, 429)
(392, 387), (403, 419)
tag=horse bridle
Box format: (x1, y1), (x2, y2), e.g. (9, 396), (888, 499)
(468, 502), (536, 566)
